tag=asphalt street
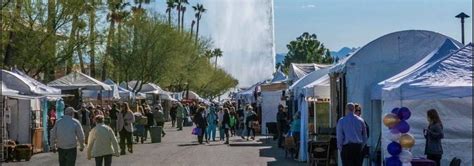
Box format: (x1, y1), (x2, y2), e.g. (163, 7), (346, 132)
(3, 122), (305, 166)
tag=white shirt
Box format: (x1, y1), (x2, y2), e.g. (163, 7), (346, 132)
(50, 115), (85, 149)
(87, 123), (120, 158)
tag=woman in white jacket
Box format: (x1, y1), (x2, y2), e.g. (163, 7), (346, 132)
(87, 115), (120, 166)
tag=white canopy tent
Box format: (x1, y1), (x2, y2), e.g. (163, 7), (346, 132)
(81, 79), (121, 100)
(290, 67), (331, 97)
(271, 67), (288, 83)
(303, 74), (330, 99)
(288, 63), (330, 82)
(47, 71), (112, 91)
(327, 30), (462, 163)
(372, 39), (461, 100)
(2, 69), (61, 96)
(380, 44), (473, 166)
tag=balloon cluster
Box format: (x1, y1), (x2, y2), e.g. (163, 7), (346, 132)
(383, 107), (415, 166)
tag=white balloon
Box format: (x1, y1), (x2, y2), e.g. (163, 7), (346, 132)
(399, 150), (413, 163)
(386, 131), (402, 141)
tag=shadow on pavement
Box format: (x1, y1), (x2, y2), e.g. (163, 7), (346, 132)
(259, 137), (306, 166)
(177, 143), (200, 147)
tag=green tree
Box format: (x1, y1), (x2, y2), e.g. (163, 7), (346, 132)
(192, 3), (205, 43)
(212, 48), (222, 68)
(283, 32), (332, 70)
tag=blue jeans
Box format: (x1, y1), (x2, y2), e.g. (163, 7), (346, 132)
(219, 127), (224, 140)
(206, 124), (216, 141)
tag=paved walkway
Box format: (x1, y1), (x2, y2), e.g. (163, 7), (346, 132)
(4, 122), (305, 166)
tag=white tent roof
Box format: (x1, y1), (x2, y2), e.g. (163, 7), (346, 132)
(382, 43), (473, 100)
(372, 39), (462, 99)
(288, 63), (330, 81)
(48, 71), (112, 91)
(2, 69), (61, 95)
(271, 67), (288, 83)
(2, 81), (19, 96)
(303, 74), (330, 98)
(81, 79), (121, 99)
(183, 91), (203, 101)
(289, 67), (331, 96)
(121, 81), (167, 94)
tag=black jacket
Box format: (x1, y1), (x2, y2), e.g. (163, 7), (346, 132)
(193, 113), (207, 128)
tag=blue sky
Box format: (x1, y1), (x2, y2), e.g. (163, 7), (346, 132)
(273, 0), (472, 53)
(149, 0), (472, 53)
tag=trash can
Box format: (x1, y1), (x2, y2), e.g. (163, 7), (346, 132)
(149, 126), (162, 143)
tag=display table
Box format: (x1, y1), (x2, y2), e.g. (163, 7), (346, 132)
(411, 158), (436, 166)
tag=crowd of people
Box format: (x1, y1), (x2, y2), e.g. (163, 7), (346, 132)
(186, 101), (260, 144)
(49, 101), (168, 166)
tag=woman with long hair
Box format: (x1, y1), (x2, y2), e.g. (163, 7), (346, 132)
(424, 109), (444, 166)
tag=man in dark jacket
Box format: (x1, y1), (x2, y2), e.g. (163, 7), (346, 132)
(222, 108), (231, 144)
(193, 107), (207, 144)
(276, 104), (289, 148)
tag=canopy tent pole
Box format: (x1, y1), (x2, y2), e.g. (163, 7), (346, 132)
(313, 100), (317, 138)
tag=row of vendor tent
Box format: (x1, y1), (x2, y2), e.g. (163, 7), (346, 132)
(282, 30), (472, 164)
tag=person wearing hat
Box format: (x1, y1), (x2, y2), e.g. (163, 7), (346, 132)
(87, 115), (120, 166)
(78, 103), (93, 144)
(50, 107), (85, 166)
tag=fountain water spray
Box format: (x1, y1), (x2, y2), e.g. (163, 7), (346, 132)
(203, 0), (276, 87)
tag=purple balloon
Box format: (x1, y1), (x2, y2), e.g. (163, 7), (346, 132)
(388, 141), (402, 156)
(390, 128), (400, 134)
(396, 120), (410, 133)
(397, 107), (411, 120)
(386, 156), (402, 166)
(391, 107), (400, 115)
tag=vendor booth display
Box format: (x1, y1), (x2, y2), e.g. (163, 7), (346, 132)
(380, 44), (473, 166)
(328, 30), (462, 164)
(2, 69), (63, 155)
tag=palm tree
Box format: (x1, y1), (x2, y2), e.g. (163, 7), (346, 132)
(212, 48), (223, 68)
(190, 20), (195, 37)
(193, 3), (205, 43)
(103, 1), (129, 80)
(86, 0), (98, 77)
(174, 0), (181, 29)
(180, 0), (188, 32)
(165, 0), (175, 25)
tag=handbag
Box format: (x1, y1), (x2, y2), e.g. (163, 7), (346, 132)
(192, 127), (201, 135)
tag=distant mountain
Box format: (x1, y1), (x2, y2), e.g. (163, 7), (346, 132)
(275, 53), (286, 64)
(330, 47), (359, 59)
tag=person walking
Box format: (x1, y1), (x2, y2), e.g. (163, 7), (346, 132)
(50, 107), (85, 166)
(193, 107), (207, 144)
(206, 107), (218, 142)
(240, 105), (251, 139)
(152, 105), (166, 137)
(290, 112), (301, 159)
(229, 111), (237, 137)
(133, 106), (146, 144)
(245, 109), (257, 141)
(217, 107), (225, 141)
(336, 103), (368, 166)
(170, 103), (177, 127)
(78, 103), (92, 144)
(222, 108), (231, 144)
(176, 103), (185, 131)
(87, 115), (120, 166)
(354, 103), (370, 161)
(424, 109), (444, 166)
(116, 103), (135, 155)
(109, 103), (120, 135)
(144, 106), (155, 141)
(276, 104), (289, 148)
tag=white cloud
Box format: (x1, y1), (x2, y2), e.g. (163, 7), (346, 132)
(302, 4), (316, 8)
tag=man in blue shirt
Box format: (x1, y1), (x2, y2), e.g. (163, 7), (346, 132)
(336, 103), (368, 166)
